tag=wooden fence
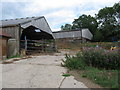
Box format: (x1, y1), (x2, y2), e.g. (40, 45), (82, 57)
(20, 39), (56, 54)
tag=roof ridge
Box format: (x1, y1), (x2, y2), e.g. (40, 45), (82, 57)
(0, 16), (44, 27)
(1, 16), (44, 21)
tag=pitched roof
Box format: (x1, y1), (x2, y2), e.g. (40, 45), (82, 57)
(53, 29), (93, 40)
(0, 16), (44, 27)
(53, 30), (82, 38)
(0, 16), (54, 37)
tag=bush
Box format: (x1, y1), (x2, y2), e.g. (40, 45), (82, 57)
(63, 54), (86, 70)
(63, 47), (120, 70)
(82, 47), (120, 70)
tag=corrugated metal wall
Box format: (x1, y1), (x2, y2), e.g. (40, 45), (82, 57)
(82, 29), (93, 40)
(53, 29), (93, 40)
(53, 31), (81, 39)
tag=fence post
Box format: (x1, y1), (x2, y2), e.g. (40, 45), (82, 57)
(25, 36), (27, 51)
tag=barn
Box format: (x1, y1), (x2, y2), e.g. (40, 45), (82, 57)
(53, 29), (93, 43)
(0, 31), (11, 60)
(0, 16), (55, 57)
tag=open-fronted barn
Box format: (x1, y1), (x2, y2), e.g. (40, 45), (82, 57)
(53, 29), (93, 43)
(0, 16), (55, 57)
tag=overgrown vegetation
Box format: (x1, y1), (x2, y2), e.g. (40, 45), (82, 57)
(82, 47), (120, 70)
(62, 47), (119, 88)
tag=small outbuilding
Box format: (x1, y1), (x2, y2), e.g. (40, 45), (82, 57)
(0, 31), (11, 60)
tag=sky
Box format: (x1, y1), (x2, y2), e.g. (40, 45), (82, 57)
(0, 0), (119, 31)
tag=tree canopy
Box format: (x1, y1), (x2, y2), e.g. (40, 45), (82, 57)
(72, 14), (98, 34)
(61, 24), (72, 30)
(60, 2), (120, 42)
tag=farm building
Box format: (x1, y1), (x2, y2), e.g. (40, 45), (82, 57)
(0, 31), (11, 60)
(0, 16), (55, 57)
(53, 29), (93, 43)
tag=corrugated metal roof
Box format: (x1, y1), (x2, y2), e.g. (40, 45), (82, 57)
(53, 29), (93, 40)
(20, 17), (53, 36)
(53, 30), (81, 38)
(0, 16), (43, 27)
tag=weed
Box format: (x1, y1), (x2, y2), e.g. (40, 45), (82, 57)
(62, 73), (71, 77)
(63, 54), (86, 70)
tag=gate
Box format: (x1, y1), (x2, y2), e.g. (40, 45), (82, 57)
(20, 40), (56, 54)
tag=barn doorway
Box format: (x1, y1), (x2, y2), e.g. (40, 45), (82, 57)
(20, 26), (55, 55)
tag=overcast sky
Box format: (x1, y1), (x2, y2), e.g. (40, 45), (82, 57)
(0, 0), (119, 31)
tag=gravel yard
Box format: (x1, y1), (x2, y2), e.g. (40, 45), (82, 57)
(2, 52), (88, 88)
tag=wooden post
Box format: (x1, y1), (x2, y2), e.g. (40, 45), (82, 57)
(25, 36), (27, 51)
(44, 39), (46, 52)
(41, 39), (44, 52)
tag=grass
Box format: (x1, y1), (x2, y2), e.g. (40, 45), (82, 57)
(6, 54), (21, 60)
(81, 67), (118, 88)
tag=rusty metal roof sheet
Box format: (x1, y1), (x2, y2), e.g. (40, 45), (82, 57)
(0, 31), (11, 38)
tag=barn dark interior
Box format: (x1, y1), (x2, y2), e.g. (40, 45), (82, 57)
(20, 26), (54, 40)
(20, 26), (55, 54)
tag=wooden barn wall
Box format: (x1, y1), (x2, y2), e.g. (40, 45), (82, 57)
(0, 37), (8, 60)
(1, 26), (19, 39)
(1, 26), (20, 57)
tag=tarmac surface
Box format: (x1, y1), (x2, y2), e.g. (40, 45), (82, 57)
(2, 53), (88, 88)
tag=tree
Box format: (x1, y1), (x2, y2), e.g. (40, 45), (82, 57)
(113, 2), (120, 25)
(97, 2), (120, 41)
(113, 2), (120, 40)
(92, 29), (103, 42)
(61, 24), (72, 30)
(72, 14), (98, 35)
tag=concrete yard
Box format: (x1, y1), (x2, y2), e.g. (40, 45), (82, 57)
(2, 53), (88, 88)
